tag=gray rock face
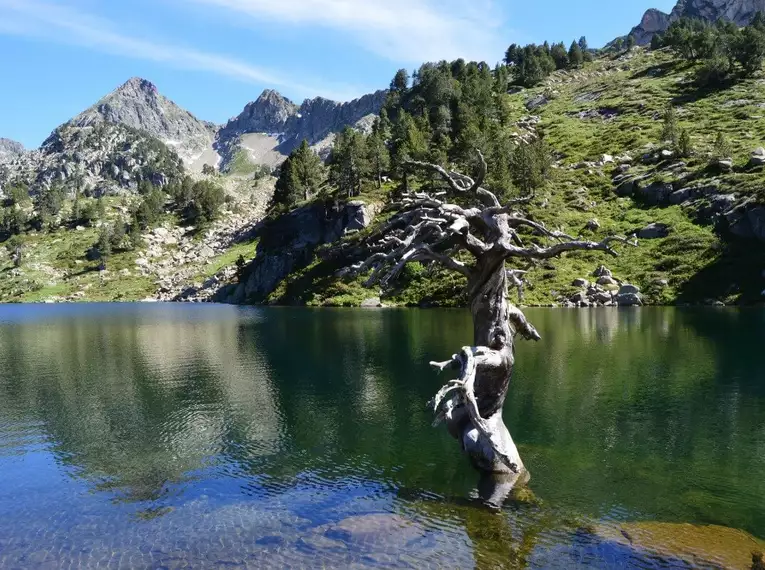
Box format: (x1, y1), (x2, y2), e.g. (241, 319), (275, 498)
(219, 89), (298, 135)
(0, 138), (24, 163)
(216, 200), (381, 304)
(216, 88), (387, 168)
(1, 122), (184, 197)
(70, 77), (216, 166)
(630, 8), (673, 45)
(628, 0), (765, 45)
(637, 222), (671, 239)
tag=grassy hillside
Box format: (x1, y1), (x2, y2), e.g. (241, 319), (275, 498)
(263, 47), (765, 308)
(2, 47), (764, 306)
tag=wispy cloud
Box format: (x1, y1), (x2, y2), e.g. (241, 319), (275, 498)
(186, 0), (508, 64)
(0, 0), (366, 101)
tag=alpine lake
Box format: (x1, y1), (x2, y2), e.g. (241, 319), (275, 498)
(0, 304), (763, 569)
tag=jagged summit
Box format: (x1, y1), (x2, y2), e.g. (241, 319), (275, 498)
(215, 88), (387, 168)
(68, 76), (216, 166)
(0, 138), (24, 163)
(629, 0), (765, 44)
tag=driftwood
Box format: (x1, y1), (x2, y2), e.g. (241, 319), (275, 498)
(346, 151), (633, 477)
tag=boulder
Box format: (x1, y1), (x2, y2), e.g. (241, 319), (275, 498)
(749, 147), (765, 167)
(637, 222), (671, 239)
(569, 291), (587, 303)
(616, 292), (643, 306)
(637, 181), (673, 205)
(618, 284), (640, 296)
(572, 278), (589, 288)
(585, 218), (601, 231)
(660, 149), (674, 160)
(594, 291), (613, 304)
(361, 297), (383, 308)
(593, 265), (613, 278)
(597, 276), (618, 287)
(525, 94), (548, 111)
(599, 154), (614, 165)
(715, 158), (733, 172)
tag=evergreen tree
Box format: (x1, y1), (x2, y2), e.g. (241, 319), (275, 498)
(509, 138), (553, 196)
(5, 235), (24, 268)
(273, 140), (325, 207)
(95, 225), (113, 271)
(651, 33), (664, 50)
(504, 44), (522, 66)
(391, 69), (410, 93)
(550, 42), (569, 69)
(712, 131), (733, 159)
(733, 25), (765, 76)
(368, 112), (391, 188)
(676, 129), (693, 158)
(626, 34), (636, 51)
(578, 36), (589, 52)
(329, 128), (371, 198)
(661, 105), (679, 144)
(568, 40), (584, 67)
(291, 140), (325, 201)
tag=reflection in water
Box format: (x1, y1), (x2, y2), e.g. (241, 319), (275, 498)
(0, 304), (763, 568)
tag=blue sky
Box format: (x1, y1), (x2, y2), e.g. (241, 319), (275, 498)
(0, 0), (676, 148)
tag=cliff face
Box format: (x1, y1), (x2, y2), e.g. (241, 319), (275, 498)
(630, 9), (674, 45)
(0, 138), (24, 164)
(216, 89), (388, 167)
(629, 0), (765, 45)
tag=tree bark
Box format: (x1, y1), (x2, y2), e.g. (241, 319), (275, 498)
(344, 150), (633, 484)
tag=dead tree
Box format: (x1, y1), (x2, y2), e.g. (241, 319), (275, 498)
(346, 151), (632, 478)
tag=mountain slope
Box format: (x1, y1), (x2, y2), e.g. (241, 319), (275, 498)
(216, 88), (387, 169)
(71, 77), (218, 170)
(0, 138), (24, 164)
(630, 0), (765, 44)
(220, 47), (765, 308)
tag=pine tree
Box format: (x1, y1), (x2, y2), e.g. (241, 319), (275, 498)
(368, 113), (391, 188)
(329, 128), (371, 198)
(676, 129), (693, 158)
(391, 69), (410, 93)
(291, 140), (325, 201)
(274, 140), (325, 207)
(712, 132), (732, 159)
(550, 42), (569, 69)
(626, 34), (636, 51)
(661, 105), (679, 144)
(568, 41), (584, 67)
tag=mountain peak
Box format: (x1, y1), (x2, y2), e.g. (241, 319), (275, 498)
(118, 77), (159, 95)
(67, 77), (215, 166)
(628, 0), (765, 45)
(0, 138), (25, 164)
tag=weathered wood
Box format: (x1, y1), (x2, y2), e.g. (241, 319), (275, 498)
(345, 151), (632, 480)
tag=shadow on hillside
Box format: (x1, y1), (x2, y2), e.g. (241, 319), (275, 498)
(676, 238), (765, 305)
(670, 78), (738, 106)
(630, 60), (691, 80)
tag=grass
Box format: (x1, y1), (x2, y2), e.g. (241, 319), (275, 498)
(256, 47), (765, 307)
(2, 47), (764, 306)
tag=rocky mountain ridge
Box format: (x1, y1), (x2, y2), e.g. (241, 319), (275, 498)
(630, 0), (765, 44)
(216, 88), (387, 167)
(70, 77), (218, 170)
(0, 138), (24, 164)
(0, 78), (386, 197)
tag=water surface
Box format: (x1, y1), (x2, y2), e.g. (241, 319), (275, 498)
(0, 304), (763, 568)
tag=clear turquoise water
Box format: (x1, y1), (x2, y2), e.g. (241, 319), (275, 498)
(0, 304), (763, 568)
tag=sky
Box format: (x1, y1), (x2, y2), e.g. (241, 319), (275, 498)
(0, 0), (677, 149)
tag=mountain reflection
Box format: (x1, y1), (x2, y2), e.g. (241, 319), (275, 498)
(0, 305), (763, 540)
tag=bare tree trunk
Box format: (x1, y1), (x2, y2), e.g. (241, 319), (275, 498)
(344, 150), (634, 486)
